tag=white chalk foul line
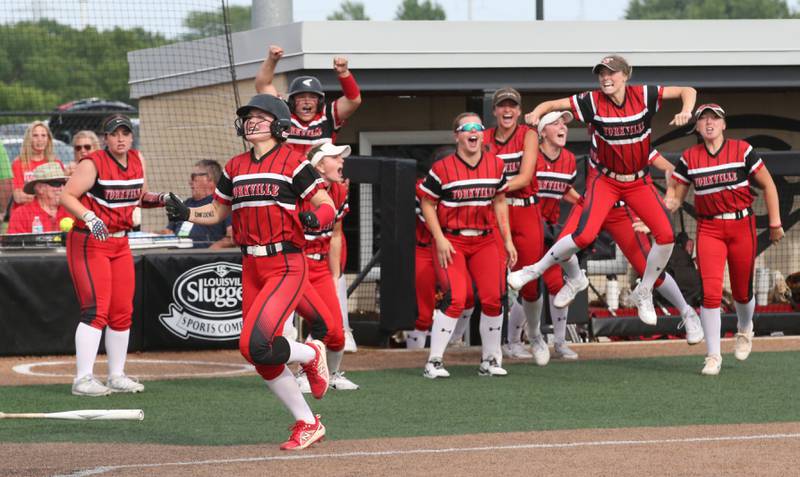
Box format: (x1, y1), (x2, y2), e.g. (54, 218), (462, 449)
(13, 359), (254, 379)
(53, 432), (800, 477)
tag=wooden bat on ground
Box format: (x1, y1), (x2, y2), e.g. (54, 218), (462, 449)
(0, 409), (144, 421)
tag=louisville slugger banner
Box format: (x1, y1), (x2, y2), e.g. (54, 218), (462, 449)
(158, 262), (243, 341)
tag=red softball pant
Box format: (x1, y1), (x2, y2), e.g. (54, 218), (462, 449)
(66, 231), (134, 331)
(435, 233), (505, 318)
(296, 258), (345, 352)
(240, 252), (307, 381)
(696, 216), (756, 308)
(507, 203), (545, 302)
(416, 243), (476, 330)
(574, 173), (673, 249)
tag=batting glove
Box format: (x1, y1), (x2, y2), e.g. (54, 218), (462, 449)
(299, 211), (320, 230)
(165, 193), (190, 222)
(81, 211), (108, 241)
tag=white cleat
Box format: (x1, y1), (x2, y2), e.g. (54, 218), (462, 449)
(344, 329), (358, 353)
(507, 266), (541, 291)
(423, 359), (450, 379)
(553, 343), (579, 360)
(329, 371), (360, 390)
(531, 335), (551, 366)
(478, 358), (508, 376)
(701, 354), (722, 376)
(553, 271), (589, 308)
(629, 284), (657, 325)
(106, 375), (144, 393)
(734, 325), (754, 361)
(502, 342), (533, 359)
(71, 375), (111, 397)
(681, 307), (704, 345)
(296, 371), (311, 394)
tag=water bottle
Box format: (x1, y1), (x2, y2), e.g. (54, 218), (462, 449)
(31, 215), (44, 234)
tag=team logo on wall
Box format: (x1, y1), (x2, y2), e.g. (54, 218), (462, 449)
(158, 262), (243, 341)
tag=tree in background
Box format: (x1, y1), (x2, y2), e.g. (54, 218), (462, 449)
(395, 0), (446, 20)
(182, 5), (251, 40)
(626, 0), (798, 19)
(328, 1), (371, 20)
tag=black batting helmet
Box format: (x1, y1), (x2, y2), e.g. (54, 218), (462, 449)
(287, 76), (325, 114)
(235, 94), (292, 141)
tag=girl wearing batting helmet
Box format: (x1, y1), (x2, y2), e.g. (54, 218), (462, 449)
(164, 93), (338, 450)
(667, 103), (783, 375)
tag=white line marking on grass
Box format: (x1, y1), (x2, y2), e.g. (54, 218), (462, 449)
(53, 432), (800, 477)
(13, 359), (254, 378)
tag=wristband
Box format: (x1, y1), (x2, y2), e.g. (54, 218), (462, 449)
(140, 191), (166, 209)
(338, 73), (360, 100)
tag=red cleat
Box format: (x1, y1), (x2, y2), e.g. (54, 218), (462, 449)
(301, 340), (329, 399)
(280, 415), (326, 451)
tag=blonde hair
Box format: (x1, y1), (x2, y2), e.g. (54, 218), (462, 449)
(71, 130), (101, 160)
(19, 121), (55, 167)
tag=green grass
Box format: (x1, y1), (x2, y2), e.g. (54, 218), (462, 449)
(1, 352), (798, 446)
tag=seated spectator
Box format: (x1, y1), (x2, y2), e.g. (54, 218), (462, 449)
(11, 121), (65, 209)
(69, 130), (101, 175)
(7, 162), (71, 234)
(161, 159), (232, 248)
(0, 142), (11, 231)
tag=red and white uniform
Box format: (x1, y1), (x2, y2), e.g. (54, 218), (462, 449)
(569, 84), (674, 249)
(66, 149), (143, 331)
(295, 181), (349, 352)
(419, 152), (507, 317)
(673, 139), (763, 308)
(414, 179), (437, 331)
(285, 102), (344, 156)
(214, 144), (325, 380)
(485, 125), (545, 301)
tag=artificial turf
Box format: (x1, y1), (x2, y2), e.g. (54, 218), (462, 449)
(1, 351), (798, 446)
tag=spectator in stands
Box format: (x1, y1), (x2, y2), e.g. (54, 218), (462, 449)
(11, 121), (65, 208)
(70, 130), (101, 175)
(7, 162), (71, 234)
(161, 160), (232, 249)
(0, 142), (11, 231)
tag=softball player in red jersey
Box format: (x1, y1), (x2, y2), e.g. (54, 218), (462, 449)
(419, 112), (517, 378)
(483, 88), (546, 363)
(165, 94), (337, 451)
(61, 114), (163, 397)
(255, 45), (362, 156)
(511, 54), (697, 326)
(667, 103), (783, 376)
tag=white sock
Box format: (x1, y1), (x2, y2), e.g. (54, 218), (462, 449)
(327, 348), (343, 374)
(282, 314), (298, 341)
(337, 275), (351, 331)
(655, 273), (690, 313)
(700, 307), (722, 357)
(428, 310), (457, 360)
(641, 242), (674, 289)
(522, 297), (544, 338)
(479, 313), (503, 361)
(734, 297), (755, 332)
(550, 294), (568, 345)
(406, 330), (427, 349)
(286, 340), (316, 365)
(104, 328), (130, 377)
(507, 302), (526, 344)
(531, 236), (580, 279)
(264, 366), (315, 424)
(75, 323), (103, 380)
(560, 255), (582, 282)
(451, 307), (473, 343)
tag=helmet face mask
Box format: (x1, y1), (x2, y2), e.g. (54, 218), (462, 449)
(288, 76), (325, 114)
(235, 94), (292, 141)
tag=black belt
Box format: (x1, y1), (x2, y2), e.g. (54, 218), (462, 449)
(507, 196), (539, 207)
(241, 241), (301, 257)
(306, 253), (327, 261)
(442, 228), (492, 237)
(416, 241), (431, 247)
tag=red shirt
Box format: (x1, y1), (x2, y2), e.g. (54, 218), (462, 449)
(285, 102), (343, 156)
(302, 180), (348, 256)
(673, 139), (764, 217)
(418, 152), (507, 231)
(214, 144), (324, 247)
(77, 149), (143, 233)
(7, 200), (71, 234)
(415, 178), (432, 246)
(536, 148), (577, 224)
(484, 124), (537, 199)
(10, 158), (65, 213)
(570, 84), (663, 174)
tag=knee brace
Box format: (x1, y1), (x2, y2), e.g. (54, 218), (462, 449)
(248, 335), (291, 366)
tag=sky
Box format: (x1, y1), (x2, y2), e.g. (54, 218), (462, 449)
(2, 0), (798, 37)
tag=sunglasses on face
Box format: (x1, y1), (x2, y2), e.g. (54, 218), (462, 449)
(44, 180), (65, 187)
(456, 122), (485, 133)
(74, 144), (93, 152)
(191, 172), (209, 180)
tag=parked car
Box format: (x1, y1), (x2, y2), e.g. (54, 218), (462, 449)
(49, 97), (138, 145)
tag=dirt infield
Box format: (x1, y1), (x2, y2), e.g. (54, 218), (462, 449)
(4, 337), (800, 477)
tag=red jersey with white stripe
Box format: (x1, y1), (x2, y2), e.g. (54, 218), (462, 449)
(418, 152), (507, 231)
(484, 124), (537, 199)
(673, 139), (764, 217)
(570, 84), (663, 174)
(536, 148), (577, 224)
(415, 178), (432, 246)
(77, 148), (143, 233)
(286, 101), (343, 156)
(214, 144), (324, 247)
(302, 180), (348, 255)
